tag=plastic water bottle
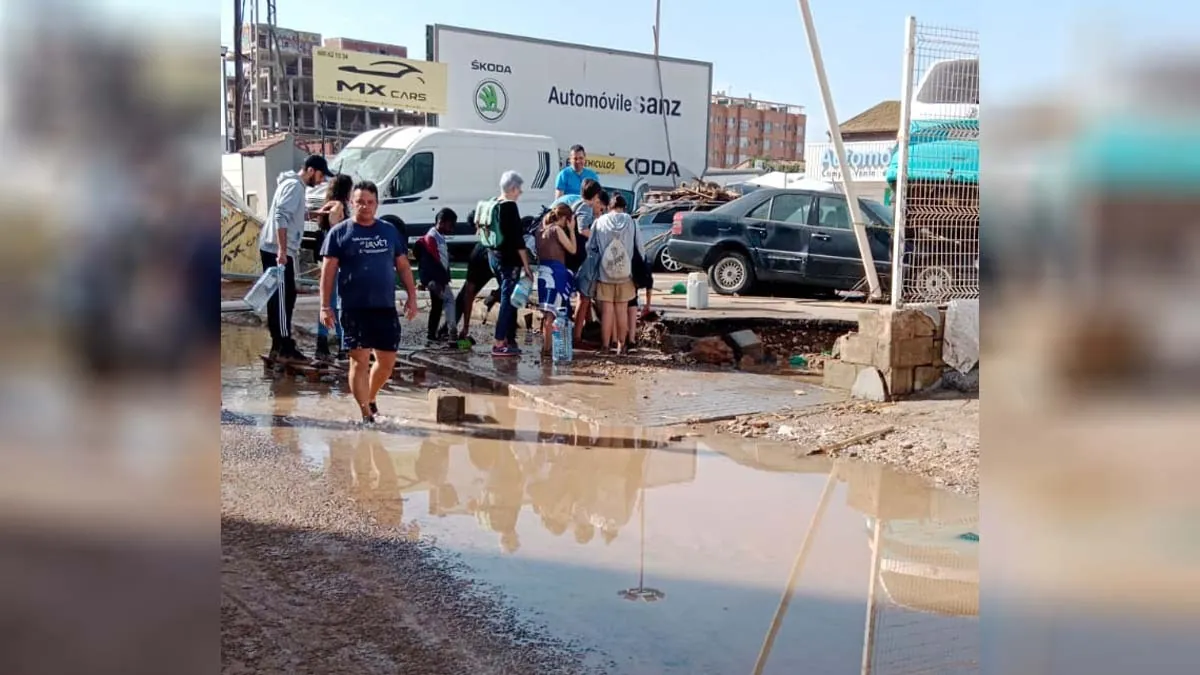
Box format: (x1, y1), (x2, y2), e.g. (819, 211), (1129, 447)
(552, 308), (571, 363)
(562, 309), (574, 362)
(510, 277), (533, 310)
(244, 265), (284, 312)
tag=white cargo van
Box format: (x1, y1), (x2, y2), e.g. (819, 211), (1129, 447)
(303, 127), (558, 258)
(910, 57), (978, 122)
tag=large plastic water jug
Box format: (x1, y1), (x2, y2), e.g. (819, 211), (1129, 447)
(510, 276), (533, 310)
(244, 266), (284, 313)
(551, 308), (572, 364)
(686, 272), (709, 310)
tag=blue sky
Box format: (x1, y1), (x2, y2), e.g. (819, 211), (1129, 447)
(206, 0), (1196, 137)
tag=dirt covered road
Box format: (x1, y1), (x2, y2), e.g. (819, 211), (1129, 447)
(221, 424), (593, 675)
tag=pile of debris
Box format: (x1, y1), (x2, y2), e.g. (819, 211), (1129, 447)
(639, 181), (742, 208)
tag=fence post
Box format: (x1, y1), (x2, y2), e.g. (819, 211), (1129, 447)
(795, 0), (882, 301)
(891, 16), (918, 309)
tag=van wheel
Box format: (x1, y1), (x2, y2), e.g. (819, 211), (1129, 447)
(709, 251), (755, 295)
(379, 215), (407, 240)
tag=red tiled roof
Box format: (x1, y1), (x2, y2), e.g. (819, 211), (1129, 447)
(238, 133), (291, 157)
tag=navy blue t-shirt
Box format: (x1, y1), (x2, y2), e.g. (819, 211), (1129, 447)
(320, 219), (407, 309)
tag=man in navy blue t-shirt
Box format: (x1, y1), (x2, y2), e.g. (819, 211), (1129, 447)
(320, 180), (419, 423)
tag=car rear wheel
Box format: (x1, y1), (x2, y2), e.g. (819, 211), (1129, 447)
(658, 247), (684, 273)
(709, 250), (755, 295)
(914, 266), (953, 303)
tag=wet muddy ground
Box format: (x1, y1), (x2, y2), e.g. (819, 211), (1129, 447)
(717, 397), (980, 496)
(221, 323), (979, 674)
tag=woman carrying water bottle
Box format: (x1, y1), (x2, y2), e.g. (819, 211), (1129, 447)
(535, 203), (578, 357)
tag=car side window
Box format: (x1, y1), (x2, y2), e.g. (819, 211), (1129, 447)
(391, 152), (434, 198)
(815, 197), (852, 230)
(652, 209), (677, 224)
(769, 194), (815, 224)
(745, 199), (773, 220)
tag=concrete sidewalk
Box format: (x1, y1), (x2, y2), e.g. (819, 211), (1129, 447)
(411, 348), (842, 428)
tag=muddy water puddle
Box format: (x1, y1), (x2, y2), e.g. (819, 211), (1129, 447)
(222, 325), (979, 674)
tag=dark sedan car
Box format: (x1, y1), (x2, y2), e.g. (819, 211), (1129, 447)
(635, 200), (721, 272)
(667, 187), (895, 295)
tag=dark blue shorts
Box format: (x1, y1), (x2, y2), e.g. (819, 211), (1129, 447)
(341, 308), (401, 352)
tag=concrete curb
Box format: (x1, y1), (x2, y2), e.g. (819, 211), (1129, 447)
(408, 352), (512, 395)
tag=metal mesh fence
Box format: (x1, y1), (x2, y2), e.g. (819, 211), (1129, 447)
(894, 22), (980, 305)
(866, 516), (980, 674)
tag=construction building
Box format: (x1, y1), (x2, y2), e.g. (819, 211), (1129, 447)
(225, 23), (426, 152)
(707, 94), (807, 169)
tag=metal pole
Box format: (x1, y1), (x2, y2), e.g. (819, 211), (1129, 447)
(890, 17), (918, 308)
(751, 468), (840, 675)
(859, 516), (885, 675)
(319, 102), (326, 156)
(652, 0), (678, 188)
(232, 0), (244, 151)
(795, 0), (882, 300)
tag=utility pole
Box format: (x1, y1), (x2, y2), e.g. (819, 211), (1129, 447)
(232, 0), (244, 151)
(249, 0), (261, 142)
(265, 0), (293, 134)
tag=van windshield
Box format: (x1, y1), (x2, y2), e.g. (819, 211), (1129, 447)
(916, 59), (978, 105)
(329, 148), (406, 183)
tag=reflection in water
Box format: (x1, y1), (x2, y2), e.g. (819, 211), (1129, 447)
(754, 461), (979, 675)
(330, 432), (421, 540)
(414, 423), (656, 554)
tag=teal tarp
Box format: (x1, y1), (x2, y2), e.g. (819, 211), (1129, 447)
(886, 119), (980, 186)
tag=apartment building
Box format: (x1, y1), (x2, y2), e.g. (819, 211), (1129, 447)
(708, 94), (807, 169)
(225, 25), (426, 151)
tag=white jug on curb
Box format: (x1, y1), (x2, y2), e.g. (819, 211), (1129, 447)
(686, 272), (709, 310)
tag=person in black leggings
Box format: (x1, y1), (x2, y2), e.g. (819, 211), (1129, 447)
(454, 242), (496, 341)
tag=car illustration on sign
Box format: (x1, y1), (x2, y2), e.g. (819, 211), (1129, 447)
(338, 60), (426, 84)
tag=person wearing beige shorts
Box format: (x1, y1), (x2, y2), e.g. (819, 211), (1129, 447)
(594, 279), (636, 304)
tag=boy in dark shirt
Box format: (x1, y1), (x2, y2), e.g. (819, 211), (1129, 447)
(416, 208), (458, 345)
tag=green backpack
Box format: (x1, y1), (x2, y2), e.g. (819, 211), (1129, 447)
(474, 197), (508, 249)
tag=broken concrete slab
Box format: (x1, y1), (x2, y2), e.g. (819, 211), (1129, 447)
(428, 387), (466, 424)
(851, 367), (888, 402)
(943, 299), (980, 374)
(726, 329), (764, 361)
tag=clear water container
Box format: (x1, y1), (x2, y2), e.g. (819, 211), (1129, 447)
(554, 309), (568, 362)
(686, 272), (709, 310)
(244, 266), (285, 313)
(510, 276), (533, 310)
